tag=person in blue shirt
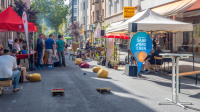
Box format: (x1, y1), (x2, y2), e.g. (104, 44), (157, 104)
(45, 34), (55, 66)
(21, 46), (27, 54)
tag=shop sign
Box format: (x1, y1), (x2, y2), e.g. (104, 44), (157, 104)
(123, 7), (135, 18)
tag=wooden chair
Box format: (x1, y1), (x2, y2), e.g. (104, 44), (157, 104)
(150, 56), (163, 72)
(0, 79), (13, 95)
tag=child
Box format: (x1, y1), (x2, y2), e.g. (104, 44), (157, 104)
(21, 46), (27, 54)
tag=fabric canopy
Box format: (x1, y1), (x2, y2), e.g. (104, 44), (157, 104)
(152, 0), (196, 16)
(106, 9), (193, 33)
(103, 34), (130, 39)
(0, 6), (37, 32)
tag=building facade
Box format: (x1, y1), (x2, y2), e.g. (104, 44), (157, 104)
(69, 0), (79, 25)
(78, 0), (90, 41)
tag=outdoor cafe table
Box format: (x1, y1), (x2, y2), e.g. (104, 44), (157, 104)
(159, 53), (193, 108)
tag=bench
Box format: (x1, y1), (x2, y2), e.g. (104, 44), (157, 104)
(0, 80), (12, 95)
(149, 56), (163, 72)
(170, 71), (200, 93)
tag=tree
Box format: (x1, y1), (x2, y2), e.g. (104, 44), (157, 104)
(70, 22), (82, 42)
(31, 0), (69, 36)
(13, 0), (39, 25)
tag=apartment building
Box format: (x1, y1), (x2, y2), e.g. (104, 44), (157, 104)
(69, 0), (79, 24)
(78, 0), (90, 40)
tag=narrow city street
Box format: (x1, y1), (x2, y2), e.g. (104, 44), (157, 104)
(0, 54), (199, 112)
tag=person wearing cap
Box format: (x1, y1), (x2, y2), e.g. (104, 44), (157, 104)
(56, 35), (66, 67)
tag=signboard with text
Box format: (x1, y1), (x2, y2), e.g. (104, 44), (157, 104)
(123, 7), (135, 18)
(130, 32), (152, 74)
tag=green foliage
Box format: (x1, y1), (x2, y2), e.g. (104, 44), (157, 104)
(31, 0), (69, 35)
(13, 0), (39, 25)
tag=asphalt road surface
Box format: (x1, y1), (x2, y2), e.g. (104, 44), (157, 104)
(0, 56), (199, 112)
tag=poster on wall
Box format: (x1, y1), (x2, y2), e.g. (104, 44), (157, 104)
(130, 32), (152, 75)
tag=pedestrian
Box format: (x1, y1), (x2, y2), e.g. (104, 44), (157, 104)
(56, 35), (66, 67)
(45, 34), (55, 66)
(37, 33), (45, 67)
(85, 39), (91, 59)
(8, 37), (13, 50)
(152, 35), (158, 51)
(41, 35), (47, 64)
(19, 38), (23, 50)
(13, 38), (20, 52)
(65, 42), (68, 54)
(0, 42), (3, 52)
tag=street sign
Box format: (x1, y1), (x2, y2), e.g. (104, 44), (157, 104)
(123, 7), (135, 18)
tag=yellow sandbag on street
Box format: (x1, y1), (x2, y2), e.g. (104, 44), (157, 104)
(29, 73), (41, 82)
(75, 58), (83, 65)
(92, 66), (102, 73)
(97, 69), (108, 78)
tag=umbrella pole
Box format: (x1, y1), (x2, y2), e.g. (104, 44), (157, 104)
(128, 23), (130, 64)
(192, 31), (194, 71)
(33, 31), (35, 69)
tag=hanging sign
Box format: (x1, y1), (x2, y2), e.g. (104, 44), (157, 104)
(123, 7), (135, 18)
(22, 11), (29, 54)
(130, 32), (152, 74)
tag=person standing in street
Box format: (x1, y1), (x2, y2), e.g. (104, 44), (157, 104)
(56, 35), (66, 67)
(37, 33), (45, 67)
(8, 37), (13, 50)
(45, 34), (55, 67)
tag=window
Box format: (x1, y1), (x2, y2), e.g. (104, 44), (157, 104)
(129, 0), (132, 6)
(83, 17), (85, 25)
(93, 11), (94, 22)
(74, 0), (77, 5)
(114, 1), (117, 13)
(74, 8), (77, 13)
(97, 10), (99, 21)
(83, 2), (85, 10)
(96, 0), (99, 3)
(121, 0), (124, 11)
(74, 17), (77, 21)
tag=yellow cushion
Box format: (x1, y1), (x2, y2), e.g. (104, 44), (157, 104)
(92, 66), (102, 73)
(97, 69), (108, 78)
(29, 73), (41, 82)
(75, 58), (83, 65)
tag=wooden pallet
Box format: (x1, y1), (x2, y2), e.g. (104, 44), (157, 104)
(96, 88), (111, 94)
(52, 89), (64, 96)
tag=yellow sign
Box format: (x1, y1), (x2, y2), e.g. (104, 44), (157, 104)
(79, 29), (84, 34)
(123, 7), (135, 18)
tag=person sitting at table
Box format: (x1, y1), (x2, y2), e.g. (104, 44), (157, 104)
(21, 46), (27, 54)
(10, 49), (29, 82)
(0, 42), (3, 52)
(0, 49), (20, 92)
(19, 38), (23, 50)
(13, 38), (21, 52)
(144, 45), (163, 74)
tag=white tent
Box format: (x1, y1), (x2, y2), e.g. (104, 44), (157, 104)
(106, 9), (193, 33)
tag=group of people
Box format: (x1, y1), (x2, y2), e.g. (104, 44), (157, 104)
(37, 34), (66, 68)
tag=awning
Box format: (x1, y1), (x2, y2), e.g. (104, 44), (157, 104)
(186, 0), (200, 11)
(152, 0), (197, 16)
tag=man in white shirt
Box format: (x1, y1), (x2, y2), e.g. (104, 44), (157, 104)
(8, 38), (13, 50)
(0, 49), (20, 92)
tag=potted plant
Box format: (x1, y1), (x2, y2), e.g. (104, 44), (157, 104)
(72, 41), (79, 50)
(110, 60), (119, 70)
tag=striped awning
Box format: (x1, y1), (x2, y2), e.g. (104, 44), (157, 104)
(152, 0), (197, 16)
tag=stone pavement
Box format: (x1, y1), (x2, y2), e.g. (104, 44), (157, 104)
(0, 53), (199, 112)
